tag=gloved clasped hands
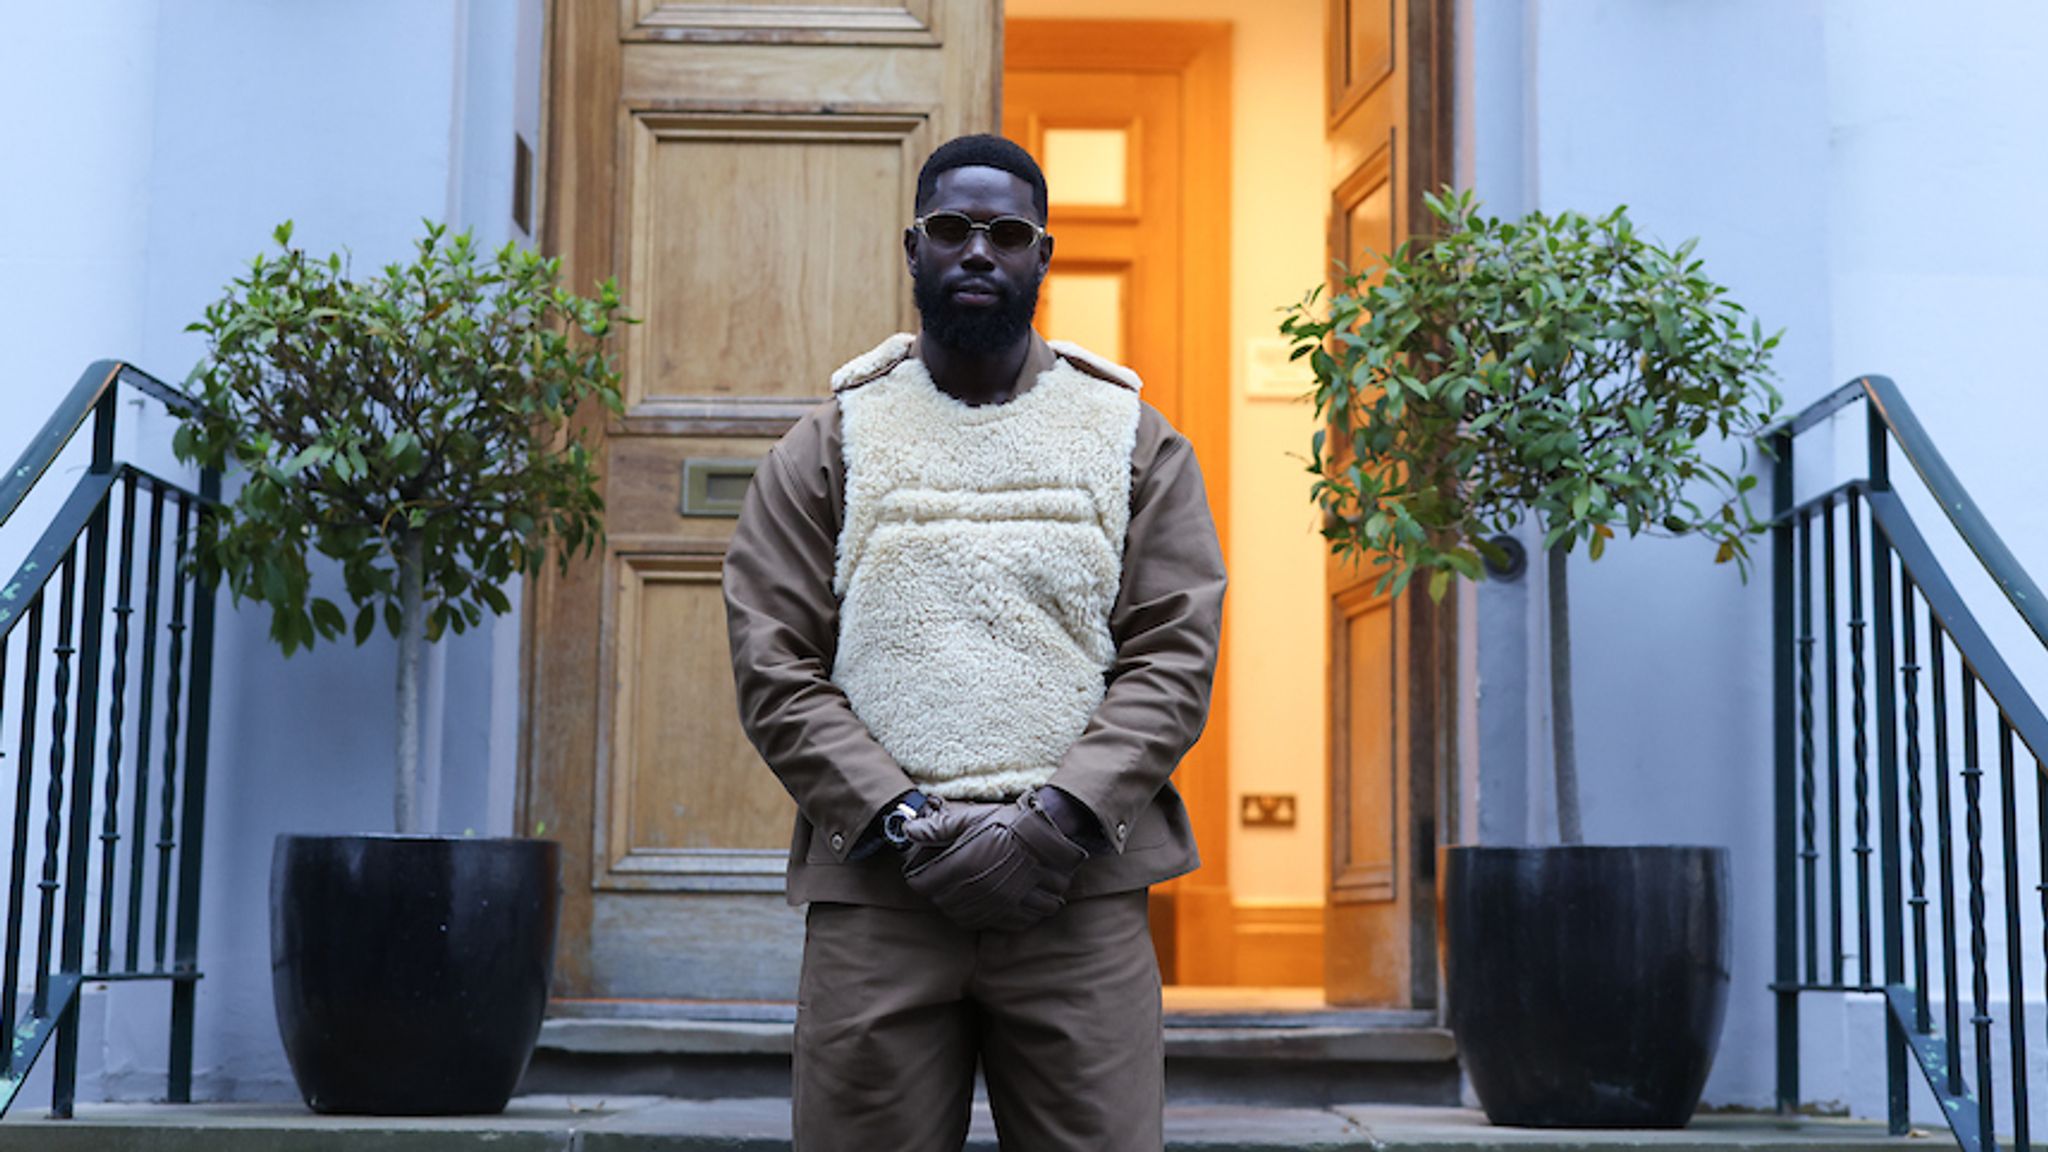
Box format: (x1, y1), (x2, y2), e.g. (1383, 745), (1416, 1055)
(898, 790), (1092, 932)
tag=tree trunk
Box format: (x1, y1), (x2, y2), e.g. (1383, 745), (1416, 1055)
(395, 532), (425, 835)
(1548, 542), (1583, 845)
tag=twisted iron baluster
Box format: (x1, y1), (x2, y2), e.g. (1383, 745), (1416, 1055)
(1849, 497), (1872, 985)
(1901, 578), (1928, 1032)
(1998, 719), (2029, 1152)
(125, 483), (166, 971)
(2036, 751), (2048, 1130)
(0, 609), (24, 1075)
(1799, 511), (1819, 983)
(1962, 674), (1993, 1143)
(1825, 499), (1845, 984)
(1932, 627), (1963, 1095)
(154, 497), (191, 972)
(33, 554), (77, 1018)
(97, 473), (138, 973)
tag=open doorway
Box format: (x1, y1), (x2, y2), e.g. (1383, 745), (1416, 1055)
(1006, 0), (1457, 1008)
(1005, 16), (1238, 990)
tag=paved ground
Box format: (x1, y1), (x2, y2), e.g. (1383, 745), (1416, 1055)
(0, 1097), (1939, 1152)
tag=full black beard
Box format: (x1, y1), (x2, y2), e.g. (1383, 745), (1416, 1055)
(913, 263), (1042, 355)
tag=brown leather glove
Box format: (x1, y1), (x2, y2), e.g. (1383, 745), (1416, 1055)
(900, 793), (1089, 932)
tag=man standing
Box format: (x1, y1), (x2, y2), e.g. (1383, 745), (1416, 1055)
(724, 134), (1226, 1151)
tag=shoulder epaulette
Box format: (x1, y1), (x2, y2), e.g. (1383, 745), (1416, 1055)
(1047, 339), (1143, 393)
(832, 333), (917, 393)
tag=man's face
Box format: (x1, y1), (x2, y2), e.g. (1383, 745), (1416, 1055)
(905, 166), (1054, 355)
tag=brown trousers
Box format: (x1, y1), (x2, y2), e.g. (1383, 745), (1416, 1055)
(793, 891), (1164, 1151)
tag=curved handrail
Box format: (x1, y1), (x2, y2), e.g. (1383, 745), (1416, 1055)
(0, 463), (212, 630)
(0, 469), (121, 635)
(1866, 488), (2048, 765)
(1772, 374), (2048, 654)
(0, 360), (198, 530)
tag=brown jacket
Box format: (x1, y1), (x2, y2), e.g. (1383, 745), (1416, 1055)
(722, 334), (1226, 907)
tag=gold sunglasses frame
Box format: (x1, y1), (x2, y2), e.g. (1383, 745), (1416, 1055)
(910, 211), (1048, 253)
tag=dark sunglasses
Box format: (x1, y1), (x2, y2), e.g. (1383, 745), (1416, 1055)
(912, 211), (1046, 253)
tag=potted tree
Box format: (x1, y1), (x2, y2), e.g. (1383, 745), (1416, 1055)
(175, 221), (626, 1115)
(1282, 190), (1780, 1127)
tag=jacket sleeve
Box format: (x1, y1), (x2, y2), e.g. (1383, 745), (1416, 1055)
(1046, 417), (1228, 854)
(723, 417), (916, 861)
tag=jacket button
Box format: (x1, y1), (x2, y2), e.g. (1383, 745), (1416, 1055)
(830, 832), (846, 852)
(1116, 822), (1128, 840)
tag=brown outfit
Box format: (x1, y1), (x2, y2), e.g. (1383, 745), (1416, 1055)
(795, 894), (1163, 1151)
(723, 333), (1225, 1151)
(723, 334), (1226, 904)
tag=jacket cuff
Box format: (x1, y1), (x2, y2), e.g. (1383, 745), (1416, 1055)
(1038, 785), (1113, 854)
(816, 770), (921, 862)
(1046, 752), (1145, 856)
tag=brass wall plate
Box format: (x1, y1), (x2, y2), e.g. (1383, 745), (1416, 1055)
(679, 458), (758, 518)
(1240, 794), (1298, 828)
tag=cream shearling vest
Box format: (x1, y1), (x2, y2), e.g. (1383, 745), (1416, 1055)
(829, 333), (1142, 801)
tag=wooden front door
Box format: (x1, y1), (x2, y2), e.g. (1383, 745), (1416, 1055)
(1322, 0), (1456, 1008)
(525, 0), (1000, 1001)
(1002, 20), (1233, 985)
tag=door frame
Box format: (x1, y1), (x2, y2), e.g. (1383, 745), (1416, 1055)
(1322, 0), (1458, 1010)
(1005, 19), (1234, 985)
(1396, 0), (1459, 1016)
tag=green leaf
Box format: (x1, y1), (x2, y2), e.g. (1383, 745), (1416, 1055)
(310, 597), (346, 637)
(281, 444), (331, 477)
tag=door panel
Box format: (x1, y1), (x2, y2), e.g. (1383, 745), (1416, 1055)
(1006, 66), (1181, 423)
(1340, 598), (1395, 899)
(1322, 0), (1455, 1009)
(624, 0), (941, 42)
(1329, 0), (1394, 122)
(610, 554), (789, 855)
(528, 0), (999, 1001)
(1328, 578), (1407, 1002)
(621, 116), (919, 409)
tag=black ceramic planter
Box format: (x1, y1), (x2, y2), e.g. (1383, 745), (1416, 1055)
(271, 834), (560, 1115)
(1442, 846), (1730, 1128)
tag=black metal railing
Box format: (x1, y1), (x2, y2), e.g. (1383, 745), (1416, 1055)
(1773, 376), (2048, 1152)
(0, 361), (218, 1118)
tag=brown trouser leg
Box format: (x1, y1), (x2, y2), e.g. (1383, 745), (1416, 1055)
(793, 892), (1163, 1152)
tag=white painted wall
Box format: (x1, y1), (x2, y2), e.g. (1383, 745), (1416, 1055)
(1467, 0), (2048, 1118)
(0, 0), (539, 1107)
(0, 0), (162, 581)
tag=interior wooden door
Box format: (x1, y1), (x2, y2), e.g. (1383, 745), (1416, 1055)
(1322, 0), (1456, 1008)
(524, 0), (1000, 1002)
(1003, 20), (1233, 986)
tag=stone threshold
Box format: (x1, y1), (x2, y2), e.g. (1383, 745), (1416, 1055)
(0, 1099), (1926, 1152)
(523, 998), (1461, 1108)
(537, 999), (1457, 1064)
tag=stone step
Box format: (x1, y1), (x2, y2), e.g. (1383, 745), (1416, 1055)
(0, 1099), (1921, 1152)
(520, 1000), (1461, 1108)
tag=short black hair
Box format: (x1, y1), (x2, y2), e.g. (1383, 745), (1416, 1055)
(915, 134), (1049, 222)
